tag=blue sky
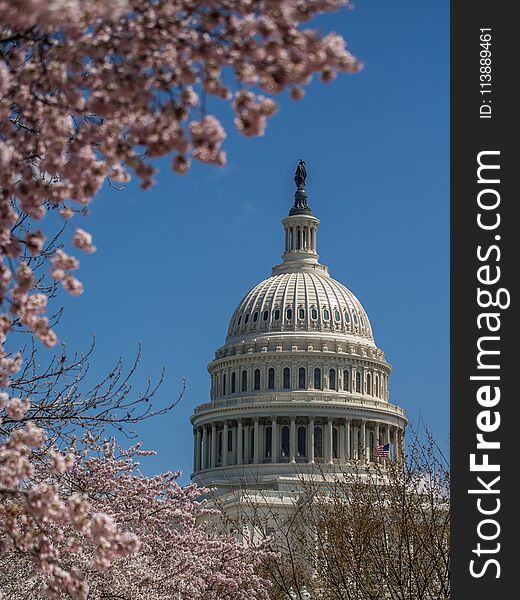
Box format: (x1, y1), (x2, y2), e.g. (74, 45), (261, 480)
(53, 0), (449, 480)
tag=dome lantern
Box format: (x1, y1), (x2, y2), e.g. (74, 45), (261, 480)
(273, 159), (327, 276)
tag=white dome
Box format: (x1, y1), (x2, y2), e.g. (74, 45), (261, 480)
(226, 270), (373, 343)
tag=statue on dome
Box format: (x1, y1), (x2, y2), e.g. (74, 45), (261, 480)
(292, 159), (310, 212)
(294, 159), (307, 190)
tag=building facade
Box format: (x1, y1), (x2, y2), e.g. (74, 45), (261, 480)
(190, 163), (407, 497)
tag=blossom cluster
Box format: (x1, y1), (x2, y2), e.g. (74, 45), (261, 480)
(1, 434), (271, 599)
(0, 425), (142, 599)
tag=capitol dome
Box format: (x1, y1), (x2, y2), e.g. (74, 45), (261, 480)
(190, 161), (407, 489)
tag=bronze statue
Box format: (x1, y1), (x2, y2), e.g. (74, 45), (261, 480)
(294, 159), (307, 190)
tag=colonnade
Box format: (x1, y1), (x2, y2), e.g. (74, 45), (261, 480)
(193, 416), (403, 472)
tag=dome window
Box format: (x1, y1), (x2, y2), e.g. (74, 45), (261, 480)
(283, 367), (291, 389)
(329, 368), (336, 390)
(311, 308), (318, 320)
(314, 368), (322, 390)
(353, 312), (359, 325)
(323, 309), (330, 321)
(263, 310), (269, 321)
(245, 313), (249, 324)
(344, 311), (350, 323)
(274, 309), (280, 320)
(253, 311), (258, 322)
(343, 370), (350, 391)
(286, 308), (293, 320)
(237, 316), (242, 326)
(298, 308), (305, 319)
(334, 310), (341, 322)
(298, 367), (306, 389)
(268, 367), (275, 390)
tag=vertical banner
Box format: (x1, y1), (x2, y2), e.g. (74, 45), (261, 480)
(451, 2), (517, 598)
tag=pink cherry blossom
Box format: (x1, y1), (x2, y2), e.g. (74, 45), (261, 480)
(72, 229), (96, 254)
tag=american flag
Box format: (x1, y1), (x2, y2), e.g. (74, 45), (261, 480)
(375, 443), (390, 458)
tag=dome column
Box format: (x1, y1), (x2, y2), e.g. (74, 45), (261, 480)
(244, 422), (251, 464)
(308, 418), (315, 464)
(352, 423), (359, 460)
(222, 421), (229, 466)
(231, 423), (237, 465)
(290, 418), (296, 463)
(360, 420), (366, 465)
(237, 419), (243, 465)
(202, 426), (208, 470)
(339, 420), (346, 462)
(194, 427), (201, 472)
(345, 419), (351, 461)
(211, 423), (217, 468)
(374, 422), (380, 462)
(385, 424), (391, 465)
(253, 418), (260, 463)
(271, 418), (279, 463)
(326, 418), (334, 464)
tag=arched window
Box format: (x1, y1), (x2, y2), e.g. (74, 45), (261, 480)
(283, 367), (291, 389)
(311, 307), (318, 320)
(231, 372), (236, 393)
(263, 310), (269, 321)
(329, 368), (336, 390)
(323, 309), (330, 321)
(241, 370), (248, 392)
(268, 367), (275, 390)
(353, 312), (359, 325)
(298, 308), (305, 319)
(254, 368), (261, 391)
(314, 426), (323, 459)
(314, 368), (322, 390)
(253, 311), (258, 322)
(332, 427), (338, 459)
(366, 373), (372, 395)
(274, 309), (280, 320)
(355, 371), (361, 393)
(298, 367), (306, 389)
(265, 426), (272, 459)
(281, 426), (290, 458)
(334, 310), (341, 322)
(297, 426), (307, 458)
(286, 308), (293, 320)
(343, 369), (349, 391)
